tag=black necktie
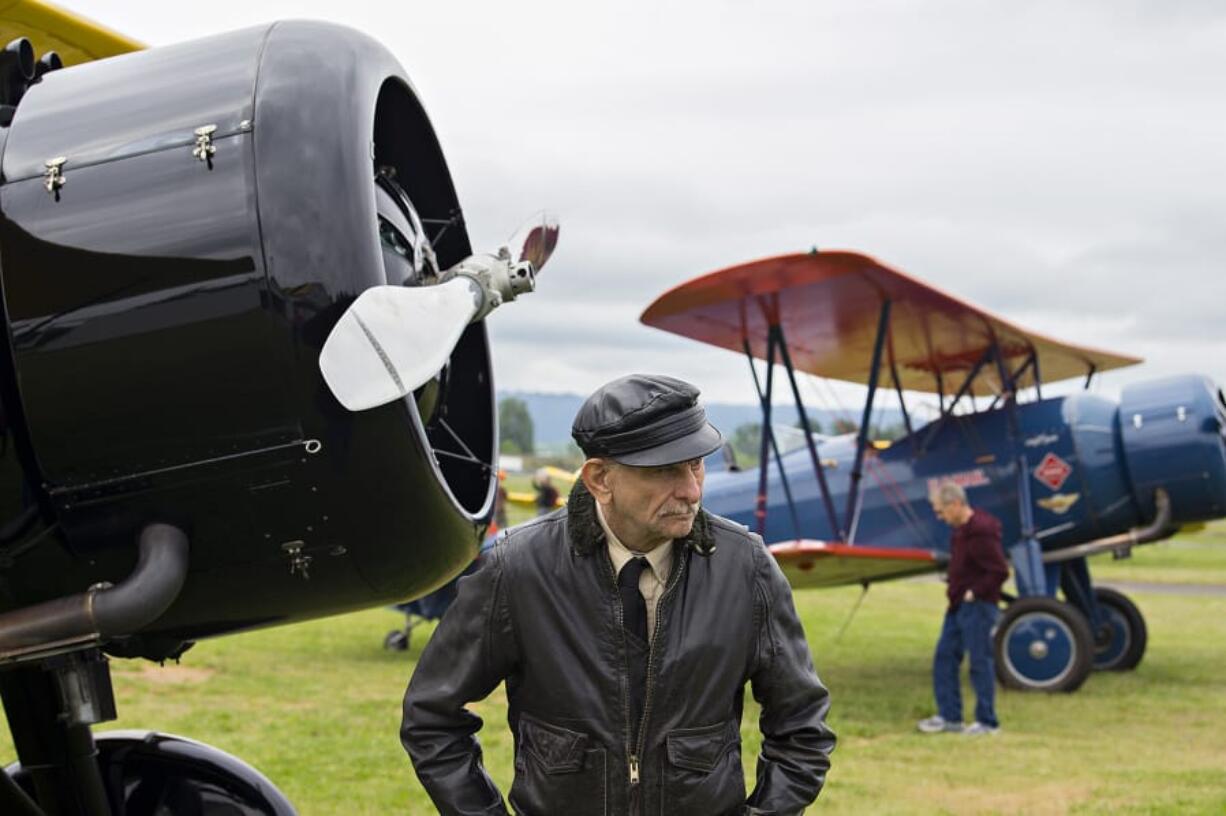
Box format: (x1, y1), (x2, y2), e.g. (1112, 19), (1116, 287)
(618, 557), (650, 644)
(618, 557), (650, 744)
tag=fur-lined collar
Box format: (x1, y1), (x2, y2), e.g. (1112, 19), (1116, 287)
(565, 479), (715, 557)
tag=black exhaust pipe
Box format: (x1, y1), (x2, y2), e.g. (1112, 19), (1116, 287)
(0, 37), (34, 107)
(1042, 489), (1172, 564)
(0, 524), (189, 664)
(33, 50), (62, 80)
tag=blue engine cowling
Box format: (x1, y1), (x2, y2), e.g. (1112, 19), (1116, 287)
(1118, 375), (1226, 523)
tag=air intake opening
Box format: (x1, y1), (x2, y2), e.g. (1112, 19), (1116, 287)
(371, 79), (495, 519)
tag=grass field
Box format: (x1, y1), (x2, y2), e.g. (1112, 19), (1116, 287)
(1090, 521), (1226, 586)
(2, 522), (1223, 814)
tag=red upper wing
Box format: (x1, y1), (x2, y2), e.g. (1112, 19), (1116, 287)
(640, 251), (1141, 396)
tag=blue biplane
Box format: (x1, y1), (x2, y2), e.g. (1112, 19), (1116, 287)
(642, 250), (1226, 692)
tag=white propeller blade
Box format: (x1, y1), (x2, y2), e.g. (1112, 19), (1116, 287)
(319, 278), (479, 412)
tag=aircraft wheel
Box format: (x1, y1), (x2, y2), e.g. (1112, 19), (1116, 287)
(7, 731), (295, 815)
(994, 597), (1094, 692)
(383, 629), (409, 651)
(1091, 587), (1147, 671)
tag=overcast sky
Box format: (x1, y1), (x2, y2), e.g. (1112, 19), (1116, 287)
(65, 1), (1225, 407)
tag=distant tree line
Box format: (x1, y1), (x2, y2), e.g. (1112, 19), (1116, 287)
(727, 415), (905, 468)
(499, 397), (535, 454)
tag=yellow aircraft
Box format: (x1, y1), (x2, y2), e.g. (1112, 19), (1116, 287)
(505, 465), (577, 509)
(0, 0), (140, 64)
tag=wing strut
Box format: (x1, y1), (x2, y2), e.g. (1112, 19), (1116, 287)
(774, 322), (844, 539)
(888, 348), (913, 439)
(920, 347), (993, 453)
(988, 350), (1039, 411)
(845, 299), (892, 543)
(744, 336), (801, 539)
(991, 340), (1045, 596)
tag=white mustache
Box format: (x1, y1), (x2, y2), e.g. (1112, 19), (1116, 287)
(661, 503), (700, 517)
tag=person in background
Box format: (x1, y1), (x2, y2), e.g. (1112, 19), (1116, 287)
(494, 469), (509, 530)
(918, 481), (1010, 736)
(533, 467), (558, 516)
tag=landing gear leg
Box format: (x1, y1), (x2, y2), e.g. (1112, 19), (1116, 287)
(1058, 556), (1148, 671)
(0, 650), (116, 815)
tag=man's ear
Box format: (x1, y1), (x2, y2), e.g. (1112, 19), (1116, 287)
(581, 458), (615, 504)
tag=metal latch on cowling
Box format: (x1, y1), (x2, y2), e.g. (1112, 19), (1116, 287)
(43, 156), (66, 198)
(192, 124), (217, 166)
(281, 540), (312, 580)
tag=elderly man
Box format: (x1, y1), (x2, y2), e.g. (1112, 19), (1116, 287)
(918, 482), (1010, 736)
(402, 374), (835, 815)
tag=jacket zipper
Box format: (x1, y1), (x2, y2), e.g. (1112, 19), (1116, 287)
(602, 552), (637, 795)
(630, 550), (687, 788)
(605, 543), (690, 809)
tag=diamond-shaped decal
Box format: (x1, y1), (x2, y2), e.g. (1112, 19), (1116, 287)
(1033, 452), (1073, 491)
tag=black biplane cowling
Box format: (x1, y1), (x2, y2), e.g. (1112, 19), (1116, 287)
(0, 22), (495, 662)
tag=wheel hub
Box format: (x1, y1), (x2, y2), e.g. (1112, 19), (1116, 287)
(1001, 609), (1083, 690)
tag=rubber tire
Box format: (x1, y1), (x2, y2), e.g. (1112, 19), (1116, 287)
(994, 597), (1095, 693)
(1091, 586), (1147, 671)
(383, 629), (409, 651)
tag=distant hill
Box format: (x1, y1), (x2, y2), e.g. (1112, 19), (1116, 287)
(499, 390), (904, 451)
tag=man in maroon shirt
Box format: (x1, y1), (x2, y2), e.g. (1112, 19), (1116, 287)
(917, 482), (1010, 735)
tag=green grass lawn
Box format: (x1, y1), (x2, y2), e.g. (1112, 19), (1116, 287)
(1089, 521), (1226, 585)
(2, 525), (1224, 814)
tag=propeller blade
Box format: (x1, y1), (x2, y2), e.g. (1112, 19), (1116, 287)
(508, 212), (560, 272)
(319, 278), (479, 412)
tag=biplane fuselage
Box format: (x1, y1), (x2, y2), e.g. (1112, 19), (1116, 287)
(643, 250), (1225, 693)
(703, 374), (1226, 587)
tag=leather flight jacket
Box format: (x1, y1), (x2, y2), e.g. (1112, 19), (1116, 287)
(402, 482), (835, 815)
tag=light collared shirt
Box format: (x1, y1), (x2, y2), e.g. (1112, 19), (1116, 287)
(597, 502), (673, 642)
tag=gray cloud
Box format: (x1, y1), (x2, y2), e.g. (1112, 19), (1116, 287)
(66, 0), (1226, 401)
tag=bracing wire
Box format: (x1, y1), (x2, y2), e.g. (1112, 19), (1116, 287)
(834, 583), (871, 642)
(864, 456), (933, 549)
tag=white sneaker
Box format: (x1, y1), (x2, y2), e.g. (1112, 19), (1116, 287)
(964, 722), (1000, 736)
(916, 715), (963, 734)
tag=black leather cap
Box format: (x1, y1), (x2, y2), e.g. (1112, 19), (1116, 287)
(572, 374), (724, 466)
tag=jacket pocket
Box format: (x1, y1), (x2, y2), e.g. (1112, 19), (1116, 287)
(510, 713), (607, 816)
(662, 719), (744, 815)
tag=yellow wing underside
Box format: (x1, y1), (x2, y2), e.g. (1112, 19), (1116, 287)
(0, 0), (141, 66)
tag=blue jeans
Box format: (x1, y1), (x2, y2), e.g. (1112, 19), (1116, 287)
(933, 601), (1000, 727)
